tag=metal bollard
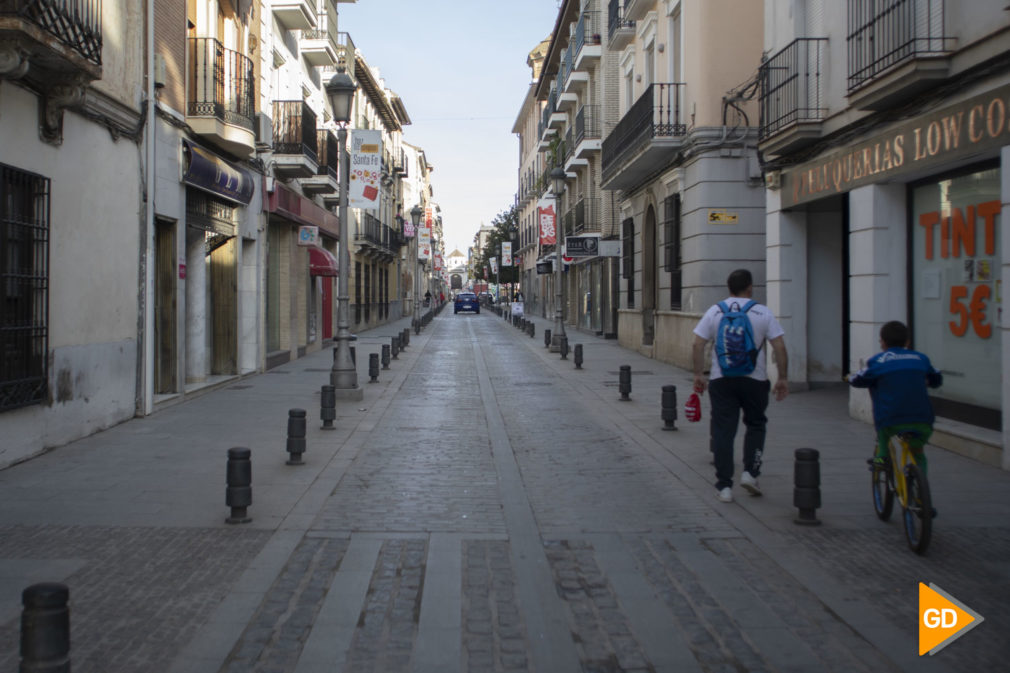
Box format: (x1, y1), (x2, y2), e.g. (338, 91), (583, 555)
(574, 344), (583, 369)
(618, 365), (632, 401)
(20, 583), (70, 673)
(415, 318), (421, 334)
(544, 328), (551, 348)
(559, 336), (569, 360)
(528, 322), (535, 338)
(286, 409), (307, 466)
(226, 447), (252, 523)
(381, 344), (390, 369)
(368, 353), (379, 382)
(320, 385), (336, 430)
(793, 448), (822, 525)
(391, 335), (399, 359)
(402, 328), (410, 348)
(661, 385), (678, 430)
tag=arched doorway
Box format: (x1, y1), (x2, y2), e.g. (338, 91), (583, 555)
(642, 204), (657, 345)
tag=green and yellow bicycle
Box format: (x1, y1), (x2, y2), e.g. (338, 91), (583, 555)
(870, 431), (933, 555)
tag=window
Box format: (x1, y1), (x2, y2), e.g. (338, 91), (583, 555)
(1, 164), (50, 411)
(622, 217), (635, 308)
(663, 195), (682, 309)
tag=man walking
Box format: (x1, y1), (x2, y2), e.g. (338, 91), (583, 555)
(692, 269), (789, 503)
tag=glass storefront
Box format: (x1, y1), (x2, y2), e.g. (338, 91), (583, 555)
(911, 165), (1001, 425)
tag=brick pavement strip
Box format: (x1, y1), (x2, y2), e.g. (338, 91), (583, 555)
(0, 524), (271, 673)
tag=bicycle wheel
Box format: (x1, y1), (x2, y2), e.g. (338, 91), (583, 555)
(902, 464), (932, 555)
(871, 460), (893, 521)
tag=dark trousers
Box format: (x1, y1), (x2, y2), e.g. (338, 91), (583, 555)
(709, 376), (771, 490)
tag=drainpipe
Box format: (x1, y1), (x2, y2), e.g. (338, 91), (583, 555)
(140, 0), (156, 415)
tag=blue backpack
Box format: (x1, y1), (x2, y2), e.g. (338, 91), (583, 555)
(715, 300), (759, 376)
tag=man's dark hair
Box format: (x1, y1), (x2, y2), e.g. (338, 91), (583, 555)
(727, 269), (753, 295)
(880, 320), (909, 348)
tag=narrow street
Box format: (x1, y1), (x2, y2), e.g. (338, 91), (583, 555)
(1, 310), (1008, 672)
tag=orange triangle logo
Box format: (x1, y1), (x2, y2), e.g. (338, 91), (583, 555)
(919, 583), (984, 655)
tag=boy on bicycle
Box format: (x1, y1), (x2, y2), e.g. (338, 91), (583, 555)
(848, 320), (943, 476)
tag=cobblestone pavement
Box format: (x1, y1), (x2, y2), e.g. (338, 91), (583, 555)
(1, 309), (1008, 672)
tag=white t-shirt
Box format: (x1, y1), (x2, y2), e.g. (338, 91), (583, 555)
(693, 297), (785, 381)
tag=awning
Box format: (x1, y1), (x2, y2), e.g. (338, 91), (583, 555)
(309, 247), (339, 276)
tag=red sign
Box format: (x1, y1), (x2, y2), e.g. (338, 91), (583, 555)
(179, 262), (186, 279)
(539, 205), (556, 245)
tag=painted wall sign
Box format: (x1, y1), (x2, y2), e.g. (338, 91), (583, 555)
(707, 210), (738, 224)
(781, 83), (1010, 208)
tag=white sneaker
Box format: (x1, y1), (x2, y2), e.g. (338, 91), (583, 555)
(740, 471), (762, 496)
(717, 487), (733, 503)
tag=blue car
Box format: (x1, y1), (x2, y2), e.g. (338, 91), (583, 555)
(454, 292), (480, 314)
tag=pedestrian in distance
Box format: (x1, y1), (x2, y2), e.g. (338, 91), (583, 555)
(848, 320), (943, 478)
(692, 269), (789, 503)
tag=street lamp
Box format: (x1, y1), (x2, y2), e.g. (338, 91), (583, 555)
(410, 204), (422, 332)
(550, 165), (567, 350)
(326, 68), (362, 399)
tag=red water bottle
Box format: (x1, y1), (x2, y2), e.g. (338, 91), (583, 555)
(685, 392), (702, 422)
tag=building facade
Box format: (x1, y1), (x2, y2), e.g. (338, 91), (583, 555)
(759, 0), (1010, 469)
(1, 0), (145, 467)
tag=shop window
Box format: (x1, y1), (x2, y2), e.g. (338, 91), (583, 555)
(622, 217), (635, 308)
(911, 165), (1001, 429)
(663, 195), (682, 310)
(1, 164), (50, 411)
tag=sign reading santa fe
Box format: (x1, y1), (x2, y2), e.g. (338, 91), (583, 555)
(349, 129), (382, 209)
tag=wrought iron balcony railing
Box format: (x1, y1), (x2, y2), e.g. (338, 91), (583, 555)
(1, 0), (102, 66)
(188, 37), (255, 131)
(316, 129), (338, 180)
(847, 0), (953, 91)
(272, 100), (317, 161)
(759, 38), (828, 140)
(575, 104), (600, 145)
(608, 0), (635, 43)
(602, 83), (686, 172)
(574, 10), (601, 57)
(574, 196), (599, 234)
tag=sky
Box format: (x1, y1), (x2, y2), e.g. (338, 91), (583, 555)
(338, 0), (562, 255)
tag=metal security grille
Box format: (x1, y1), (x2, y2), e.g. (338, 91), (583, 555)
(663, 195), (682, 310)
(622, 217), (635, 308)
(1, 163), (50, 411)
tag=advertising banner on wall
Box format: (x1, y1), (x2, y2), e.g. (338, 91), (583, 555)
(538, 200), (557, 245)
(349, 130), (382, 209)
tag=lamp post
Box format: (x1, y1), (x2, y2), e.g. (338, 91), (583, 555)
(410, 204), (422, 332)
(550, 166), (567, 350)
(326, 68), (362, 399)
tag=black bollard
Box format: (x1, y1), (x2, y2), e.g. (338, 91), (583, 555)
(402, 328), (410, 348)
(559, 336), (569, 360)
(368, 353), (379, 382)
(793, 448), (822, 525)
(528, 322), (535, 338)
(226, 447), (252, 523)
(20, 582), (70, 673)
(544, 328), (551, 349)
(574, 344), (583, 369)
(381, 344), (390, 369)
(286, 409), (307, 466)
(320, 385), (336, 430)
(661, 385), (678, 430)
(391, 335), (399, 359)
(619, 365), (632, 401)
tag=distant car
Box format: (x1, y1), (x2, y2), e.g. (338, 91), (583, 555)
(454, 292), (480, 314)
(477, 292), (494, 306)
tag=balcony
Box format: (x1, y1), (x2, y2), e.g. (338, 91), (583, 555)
(301, 129), (338, 196)
(574, 104), (601, 159)
(846, 0), (953, 110)
(300, 4), (338, 67)
(547, 91), (566, 130)
(356, 213), (398, 262)
(272, 100), (318, 178)
(758, 38), (828, 156)
(187, 37), (256, 158)
(272, 0), (316, 31)
(574, 196), (599, 234)
(573, 11), (602, 71)
(393, 149), (406, 176)
(601, 83), (686, 191)
(607, 0), (635, 50)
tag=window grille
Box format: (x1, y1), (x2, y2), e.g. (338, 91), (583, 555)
(621, 217), (635, 308)
(663, 195), (682, 310)
(1, 164), (50, 411)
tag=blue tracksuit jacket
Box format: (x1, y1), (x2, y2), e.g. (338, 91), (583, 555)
(849, 347), (943, 430)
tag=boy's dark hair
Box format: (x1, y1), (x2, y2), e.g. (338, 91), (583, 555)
(880, 320), (909, 348)
(727, 269), (753, 295)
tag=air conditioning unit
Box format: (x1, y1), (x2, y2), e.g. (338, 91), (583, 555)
(256, 113), (272, 147)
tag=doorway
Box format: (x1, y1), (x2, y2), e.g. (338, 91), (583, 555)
(154, 218), (177, 393)
(210, 237), (237, 374)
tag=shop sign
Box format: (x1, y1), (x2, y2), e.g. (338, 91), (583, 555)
(782, 83), (1010, 208)
(536, 261), (553, 274)
(707, 210), (738, 224)
(565, 235), (600, 257)
(182, 140), (254, 205)
(297, 226), (319, 247)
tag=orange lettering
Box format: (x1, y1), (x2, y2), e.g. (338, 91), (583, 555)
(977, 200), (1001, 255)
(941, 112), (963, 150)
(940, 215), (950, 258)
(927, 121), (942, 155)
(913, 127), (927, 160)
(919, 211), (939, 259)
(950, 206), (974, 258)
(969, 105), (985, 142)
(970, 285), (992, 338)
(987, 98), (1006, 138)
